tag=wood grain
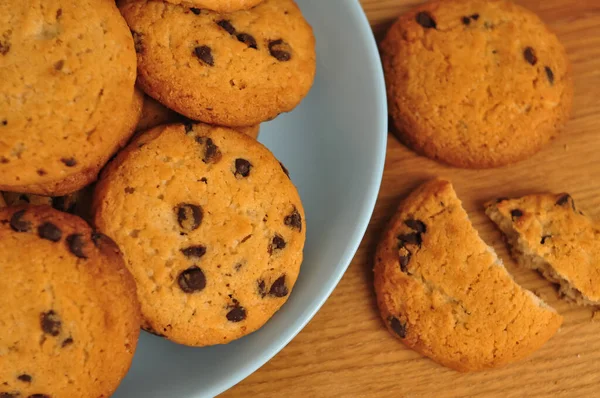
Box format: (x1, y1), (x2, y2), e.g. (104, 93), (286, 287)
(223, 1), (600, 396)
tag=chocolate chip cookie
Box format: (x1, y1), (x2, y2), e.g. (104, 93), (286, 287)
(93, 123), (305, 346)
(0, 206), (141, 397)
(374, 179), (562, 371)
(163, 0), (264, 13)
(0, 0), (141, 195)
(119, 0), (316, 126)
(381, 0), (573, 168)
(486, 193), (600, 306)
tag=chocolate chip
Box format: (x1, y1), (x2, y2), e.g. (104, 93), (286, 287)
(416, 11), (436, 29)
(180, 245), (206, 258)
(1, 120), (6, 126)
(38, 223), (62, 242)
(40, 310), (61, 336)
(200, 177), (208, 184)
(17, 374), (31, 383)
(258, 280), (266, 297)
(61, 157), (76, 167)
(268, 39), (292, 61)
(37, 169), (47, 176)
(0, 40), (10, 56)
(471, 13), (480, 20)
(226, 306), (246, 322)
(524, 47), (537, 65)
(284, 207), (302, 231)
(269, 275), (288, 297)
(61, 337), (74, 347)
(398, 232), (422, 247)
(399, 247), (411, 273)
(217, 20), (236, 35)
(132, 31), (144, 54)
(190, 7), (201, 15)
(124, 187), (135, 194)
(545, 66), (554, 84)
(56, 8), (62, 18)
(54, 60), (64, 71)
(202, 138), (222, 163)
(10, 210), (31, 232)
(234, 158), (252, 177)
(0, 156), (8, 163)
(268, 234), (286, 254)
(236, 33), (257, 49)
(177, 266), (206, 293)
(240, 234), (252, 243)
(389, 316), (407, 338)
(404, 219), (426, 233)
(175, 203), (203, 232)
(66, 234), (87, 259)
(462, 16), (471, 25)
(184, 122), (194, 133)
(510, 209), (523, 219)
(556, 194), (570, 206)
(279, 162), (290, 177)
(541, 235), (551, 244)
(194, 45), (214, 66)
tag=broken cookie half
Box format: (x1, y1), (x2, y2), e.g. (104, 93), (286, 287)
(486, 193), (600, 306)
(374, 179), (562, 372)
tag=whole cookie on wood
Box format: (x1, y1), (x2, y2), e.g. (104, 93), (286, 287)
(0, 206), (140, 397)
(93, 123), (305, 346)
(119, 0), (316, 126)
(486, 193), (600, 305)
(381, 0), (573, 168)
(164, 0), (264, 13)
(374, 179), (562, 371)
(0, 0), (140, 195)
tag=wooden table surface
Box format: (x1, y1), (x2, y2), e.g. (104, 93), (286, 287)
(224, 1), (600, 396)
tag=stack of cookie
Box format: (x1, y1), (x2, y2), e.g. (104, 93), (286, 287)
(0, 0), (315, 396)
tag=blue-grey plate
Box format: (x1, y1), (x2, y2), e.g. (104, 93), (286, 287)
(114, 1), (386, 396)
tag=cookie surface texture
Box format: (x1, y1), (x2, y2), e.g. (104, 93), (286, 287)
(486, 193), (600, 305)
(0, 206), (140, 397)
(374, 179), (562, 371)
(93, 123), (305, 346)
(381, 0), (573, 168)
(119, 0), (316, 126)
(0, 0), (139, 195)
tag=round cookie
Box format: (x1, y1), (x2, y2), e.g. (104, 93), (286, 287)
(119, 0), (316, 126)
(381, 0), (573, 168)
(93, 123), (305, 346)
(374, 179), (562, 371)
(0, 0), (139, 195)
(0, 206), (141, 397)
(163, 0), (264, 13)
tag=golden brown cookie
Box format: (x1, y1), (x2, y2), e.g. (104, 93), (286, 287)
(486, 193), (600, 306)
(0, 0), (140, 195)
(0, 206), (141, 397)
(93, 123), (305, 346)
(119, 0), (316, 126)
(374, 179), (562, 371)
(381, 0), (573, 168)
(164, 0), (264, 13)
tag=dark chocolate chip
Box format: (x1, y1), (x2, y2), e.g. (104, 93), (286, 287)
(415, 11), (436, 29)
(258, 280), (266, 297)
(399, 248), (411, 273)
(269, 275), (288, 297)
(175, 203), (203, 232)
(541, 235), (551, 244)
(200, 177), (208, 184)
(462, 16), (471, 25)
(124, 187), (135, 194)
(190, 7), (201, 15)
(17, 374), (31, 383)
(66, 234), (87, 259)
(194, 45), (214, 66)
(177, 266), (206, 293)
(404, 219), (426, 233)
(202, 138), (222, 163)
(240, 234), (252, 243)
(236, 33), (257, 49)
(38, 222), (62, 242)
(234, 158), (252, 177)
(40, 310), (61, 336)
(56, 8), (62, 18)
(284, 207), (302, 231)
(132, 30), (144, 54)
(217, 19), (236, 35)
(10, 210), (31, 232)
(471, 13), (480, 20)
(545, 66), (554, 84)
(54, 60), (64, 71)
(268, 39), (292, 61)
(180, 245), (206, 258)
(1, 120), (6, 126)
(0, 40), (10, 56)
(524, 47), (537, 65)
(389, 316), (407, 338)
(556, 194), (570, 206)
(268, 234), (286, 254)
(37, 169), (47, 176)
(279, 162), (290, 177)
(226, 306), (246, 322)
(398, 232), (422, 247)
(61, 337), (74, 347)
(61, 157), (77, 167)
(0, 156), (8, 163)
(510, 209), (523, 219)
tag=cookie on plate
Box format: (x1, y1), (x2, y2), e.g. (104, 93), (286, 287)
(486, 193), (600, 305)
(0, 206), (140, 397)
(163, 0), (263, 13)
(374, 179), (562, 371)
(381, 0), (573, 168)
(119, 0), (316, 126)
(0, 0), (140, 195)
(93, 123), (305, 346)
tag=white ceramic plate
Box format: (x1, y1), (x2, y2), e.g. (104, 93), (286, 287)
(114, 1), (387, 396)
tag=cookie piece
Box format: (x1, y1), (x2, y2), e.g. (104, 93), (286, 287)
(381, 0), (573, 168)
(0, 206), (140, 397)
(119, 0), (316, 126)
(486, 193), (600, 305)
(163, 0), (263, 13)
(374, 179), (562, 371)
(0, 0), (139, 195)
(93, 123), (305, 346)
